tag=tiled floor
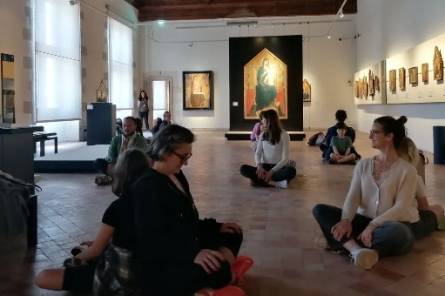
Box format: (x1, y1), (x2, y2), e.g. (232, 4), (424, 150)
(2, 130), (445, 296)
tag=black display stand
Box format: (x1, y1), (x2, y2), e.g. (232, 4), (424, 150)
(87, 102), (116, 145)
(433, 126), (445, 164)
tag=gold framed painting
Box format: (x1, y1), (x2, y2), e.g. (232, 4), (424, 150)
(303, 79), (311, 102)
(434, 46), (444, 81)
(389, 69), (396, 93)
(399, 68), (406, 91)
(409, 67), (418, 85)
(422, 63), (429, 82)
(183, 71), (213, 110)
(243, 48), (288, 119)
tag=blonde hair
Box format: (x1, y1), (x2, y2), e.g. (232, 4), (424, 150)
(398, 137), (419, 167)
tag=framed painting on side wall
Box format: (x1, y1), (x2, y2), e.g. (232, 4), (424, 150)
(183, 71), (213, 110)
(409, 67), (418, 85)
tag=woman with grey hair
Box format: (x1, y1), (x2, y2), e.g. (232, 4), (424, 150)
(130, 124), (244, 295)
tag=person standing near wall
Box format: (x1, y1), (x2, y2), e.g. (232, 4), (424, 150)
(137, 90), (149, 130)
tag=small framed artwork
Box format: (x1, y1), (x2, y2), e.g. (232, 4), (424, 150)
(183, 71), (213, 110)
(398, 67), (406, 91)
(409, 67), (418, 85)
(422, 63), (429, 82)
(303, 79), (311, 102)
(389, 69), (397, 93)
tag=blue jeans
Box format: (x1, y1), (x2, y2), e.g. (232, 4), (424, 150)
(312, 204), (416, 257)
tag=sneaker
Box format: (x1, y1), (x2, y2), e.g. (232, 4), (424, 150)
(350, 248), (379, 270)
(95, 175), (112, 186)
(275, 180), (288, 189)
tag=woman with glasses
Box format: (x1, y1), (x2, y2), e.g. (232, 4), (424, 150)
(130, 124), (244, 295)
(313, 116), (427, 270)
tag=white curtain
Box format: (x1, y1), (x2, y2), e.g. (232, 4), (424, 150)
(109, 18), (133, 110)
(35, 0), (81, 122)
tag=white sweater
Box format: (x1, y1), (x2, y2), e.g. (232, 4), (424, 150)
(341, 157), (419, 226)
(255, 130), (290, 172)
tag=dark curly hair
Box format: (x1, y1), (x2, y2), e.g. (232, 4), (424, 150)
(148, 124), (195, 161)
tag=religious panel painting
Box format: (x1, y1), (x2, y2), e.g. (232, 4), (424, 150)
(389, 69), (397, 93)
(244, 48), (288, 119)
(434, 46), (443, 81)
(409, 67), (418, 85)
(399, 68), (406, 91)
(422, 63), (429, 83)
(303, 79), (311, 102)
(183, 71), (213, 110)
(368, 70), (375, 96)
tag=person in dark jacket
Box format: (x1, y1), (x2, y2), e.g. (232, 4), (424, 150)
(131, 124), (243, 296)
(321, 109), (359, 161)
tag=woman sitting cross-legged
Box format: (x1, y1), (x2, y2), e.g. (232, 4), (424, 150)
(240, 109), (296, 189)
(131, 124), (244, 296)
(313, 116), (434, 270)
(35, 149), (151, 294)
(398, 137), (445, 230)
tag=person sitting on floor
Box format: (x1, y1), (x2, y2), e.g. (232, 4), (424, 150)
(151, 117), (163, 135)
(240, 109), (296, 189)
(321, 109), (358, 161)
(328, 123), (358, 164)
(250, 121), (263, 152)
(313, 116), (436, 270)
(35, 149), (151, 294)
(130, 124), (245, 295)
(398, 137), (445, 229)
(94, 116), (148, 185)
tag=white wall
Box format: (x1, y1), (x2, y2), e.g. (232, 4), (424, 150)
(139, 15), (357, 130)
(356, 0), (445, 152)
(0, 0), (33, 125)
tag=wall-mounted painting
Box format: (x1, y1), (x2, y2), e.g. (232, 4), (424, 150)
(434, 46), (443, 81)
(422, 63), (429, 82)
(368, 70), (375, 96)
(409, 67), (418, 85)
(243, 48), (288, 119)
(303, 79), (311, 102)
(389, 69), (397, 93)
(183, 71), (213, 110)
(398, 68), (406, 91)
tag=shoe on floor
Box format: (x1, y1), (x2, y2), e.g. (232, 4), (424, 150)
(95, 175), (112, 186)
(275, 180), (288, 189)
(350, 248), (379, 270)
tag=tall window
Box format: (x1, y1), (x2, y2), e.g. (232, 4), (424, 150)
(152, 80), (170, 120)
(35, 0), (81, 122)
(108, 18), (133, 116)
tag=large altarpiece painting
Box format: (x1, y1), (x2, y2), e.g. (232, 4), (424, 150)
(243, 48), (288, 119)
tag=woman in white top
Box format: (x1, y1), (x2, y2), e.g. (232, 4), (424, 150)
(240, 109), (296, 189)
(313, 116), (430, 270)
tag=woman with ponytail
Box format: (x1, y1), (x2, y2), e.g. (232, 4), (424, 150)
(313, 116), (425, 270)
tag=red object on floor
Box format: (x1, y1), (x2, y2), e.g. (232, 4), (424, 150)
(232, 256), (254, 284)
(214, 285), (246, 296)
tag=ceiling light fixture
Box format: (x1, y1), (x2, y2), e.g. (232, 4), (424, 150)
(337, 0), (348, 18)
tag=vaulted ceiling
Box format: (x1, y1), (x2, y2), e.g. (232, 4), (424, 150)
(125, 0), (357, 22)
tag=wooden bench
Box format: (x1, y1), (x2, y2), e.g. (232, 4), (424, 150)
(33, 132), (58, 157)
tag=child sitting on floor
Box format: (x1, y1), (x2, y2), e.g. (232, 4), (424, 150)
(329, 123), (357, 164)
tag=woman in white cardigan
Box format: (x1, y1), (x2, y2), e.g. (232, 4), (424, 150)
(313, 116), (431, 270)
(240, 109), (296, 189)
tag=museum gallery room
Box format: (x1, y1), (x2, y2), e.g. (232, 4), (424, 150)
(3, 0), (445, 295)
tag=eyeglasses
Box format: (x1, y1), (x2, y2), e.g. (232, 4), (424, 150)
(172, 151), (192, 162)
(369, 129), (384, 135)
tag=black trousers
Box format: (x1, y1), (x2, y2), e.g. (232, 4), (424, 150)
(312, 204), (437, 257)
(142, 231), (243, 296)
(94, 158), (111, 175)
(240, 163), (296, 186)
(139, 111), (149, 130)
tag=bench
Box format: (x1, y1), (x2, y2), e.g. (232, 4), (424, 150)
(33, 132), (58, 157)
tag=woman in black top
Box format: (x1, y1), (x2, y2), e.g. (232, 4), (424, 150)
(35, 149), (150, 293)
(131, 124), (243, 296)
